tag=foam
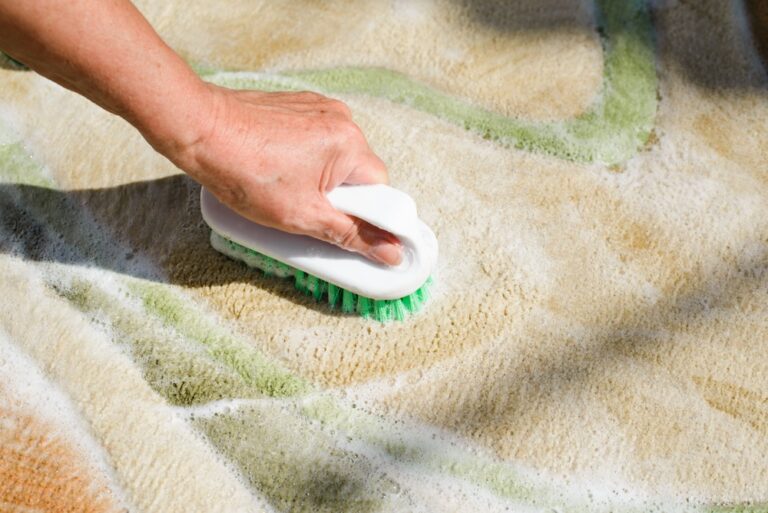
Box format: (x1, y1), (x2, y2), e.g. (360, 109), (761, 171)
(2, 0), (768, 508)
(0, 255), (268, 513)
(0, 329), (133, 511)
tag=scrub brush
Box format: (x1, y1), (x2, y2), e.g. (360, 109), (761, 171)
(200, 184), (438, 321)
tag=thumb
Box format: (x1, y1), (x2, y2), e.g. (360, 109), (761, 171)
(311, 202), (402, 266)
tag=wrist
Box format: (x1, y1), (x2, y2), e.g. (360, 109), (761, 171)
(126, 66), (220, 173)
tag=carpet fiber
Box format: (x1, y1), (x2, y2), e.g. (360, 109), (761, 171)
(1, 0), (768, 511)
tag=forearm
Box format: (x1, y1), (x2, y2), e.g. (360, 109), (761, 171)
(0, 0), (210, 156)
(0, 0), (401, 264)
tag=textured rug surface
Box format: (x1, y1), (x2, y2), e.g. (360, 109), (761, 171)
(1, 1), (768, 511)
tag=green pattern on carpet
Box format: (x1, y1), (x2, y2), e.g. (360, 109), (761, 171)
(1, 122), (699, 513)
(3, 0), (767, 508)
(52, 277), (264, 405)
(192, 403), (397, 513)
(202, 0), (657, 165)
(133, 280), (309, 397)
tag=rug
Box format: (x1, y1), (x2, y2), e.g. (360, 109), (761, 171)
(1, 0), (768, 511)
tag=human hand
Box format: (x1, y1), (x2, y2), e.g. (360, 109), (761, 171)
(169, 85), (403, 266)
(0, 1), (400, 264)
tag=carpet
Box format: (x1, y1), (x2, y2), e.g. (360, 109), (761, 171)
(1, 0), (768, 511)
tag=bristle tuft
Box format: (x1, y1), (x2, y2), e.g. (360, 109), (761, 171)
(211, 231), (431, 322)
(357, 296), (372, 318)
(374, 300), (392, 322)
(393, 299), (407, 321)
(294, 270), (309, 295)
(341, 289), (356, 313)
(328, 283), (340, 307)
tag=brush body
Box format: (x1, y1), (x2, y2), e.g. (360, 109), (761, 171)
(200, 184), (438, 320)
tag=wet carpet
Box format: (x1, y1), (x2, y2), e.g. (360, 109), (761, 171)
(1, 0), (768, 511)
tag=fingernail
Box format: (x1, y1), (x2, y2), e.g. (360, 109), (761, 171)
(371, 240), (403, 266)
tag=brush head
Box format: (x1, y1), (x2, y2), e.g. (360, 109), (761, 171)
(200, 184), (438, 319)
(210, 231), (433, 321)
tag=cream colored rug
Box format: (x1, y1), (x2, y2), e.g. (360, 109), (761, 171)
(1, 0), (768, 511)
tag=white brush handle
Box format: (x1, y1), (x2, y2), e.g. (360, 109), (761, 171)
(200, 184), (438, 300)
(326, 184), (421, 253)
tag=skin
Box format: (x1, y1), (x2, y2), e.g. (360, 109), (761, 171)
(0, 0), (402, 266)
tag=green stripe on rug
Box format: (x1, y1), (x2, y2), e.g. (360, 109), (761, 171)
(51, 276), (266, 405)
(192, 403), (403, 513)
(0, 143), (52, 187)
(0, 128), (309, 400)
(203, 0), (656, 165)
(131, 279), (309, 397)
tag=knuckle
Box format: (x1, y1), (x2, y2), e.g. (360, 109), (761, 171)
(370, 154), (386, 171)
(288, 201), (329, 237)
(336, 121), (361, 143)
(323, 216), (359, 248)
(329, 99), (351, 116)
(338, 221), (360, 247)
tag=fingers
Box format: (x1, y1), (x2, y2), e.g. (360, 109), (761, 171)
(311, 203), (403, 266)
(220, 88), (398, 265)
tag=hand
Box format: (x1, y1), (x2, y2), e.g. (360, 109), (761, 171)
(171, 85), (403, 266)
(0, 1), (401, 264)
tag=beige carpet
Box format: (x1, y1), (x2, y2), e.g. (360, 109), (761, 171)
(1, 0), (767, 511)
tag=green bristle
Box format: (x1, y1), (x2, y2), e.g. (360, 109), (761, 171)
(269, 256), (284, 275)
(294, 270), (309, 295)
(392, 299), (407, 321)
(259, 255), (271, 276)
(341, 289), (356, 313)
(317, 281), (328, 300)
(327, 283), (340, 307)
(260, 254), (276, 276)
(212, 232), (433, 322)
(374, 300), (393, 322)
(401, 293), (415, 312)
(357, 296), (373, 318)
(264, 257), (278, 275)
(415, 286), (427, 304)
(276, 260), (292, 277)
(307, 274), (326, 300)
(306, 273), (316, 294)
(385, 300), (398, 322)
(411, 296), (420, 312)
